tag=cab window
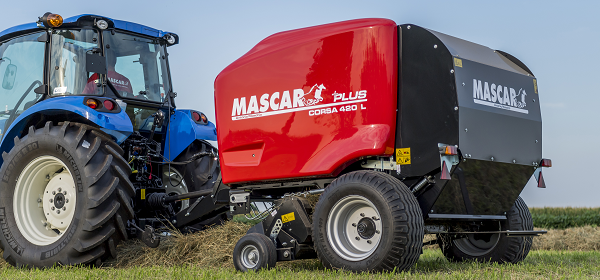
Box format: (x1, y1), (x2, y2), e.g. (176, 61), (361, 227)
(0, 32), (45, 140)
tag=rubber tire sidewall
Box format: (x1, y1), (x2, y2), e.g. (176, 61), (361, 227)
(439, 196), (533, 263)
(313, 171), (424, 272)
(233, 233), (277, 272)
(0, 128), (89, 267)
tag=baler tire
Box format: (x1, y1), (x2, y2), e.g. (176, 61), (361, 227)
(312, 170), (424, 272)
(0, 122), (134, 268)
(438, 196), (533, 263)
(233, 233), (277, 272)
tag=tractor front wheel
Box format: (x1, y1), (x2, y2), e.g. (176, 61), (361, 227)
(0, 122), (134, 267)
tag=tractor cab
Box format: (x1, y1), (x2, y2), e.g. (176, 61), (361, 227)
(0, 13), (178, 139)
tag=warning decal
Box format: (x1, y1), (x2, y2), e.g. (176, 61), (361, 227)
(396, 148), (411, 165)
(281, 212), (295, 223)
(454, 57), (463, 68)
(533, 79), (538, 94)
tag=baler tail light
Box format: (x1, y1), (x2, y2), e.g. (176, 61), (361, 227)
(439, 145), (458, 155)
(540, 158), (552, 167)
(443, 146), (458, 155)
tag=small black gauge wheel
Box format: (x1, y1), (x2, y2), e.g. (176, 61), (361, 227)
(233, 233), (277, 272)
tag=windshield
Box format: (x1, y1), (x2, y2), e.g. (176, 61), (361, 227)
(103, 31), (170, 102)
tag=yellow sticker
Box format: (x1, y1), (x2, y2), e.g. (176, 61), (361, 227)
(533, 79), (538, 94)
(454, 57), (462, 68)
(141, 189), (146, 200)
(281, 212), (295, 223)
(396, 148), (411, 165)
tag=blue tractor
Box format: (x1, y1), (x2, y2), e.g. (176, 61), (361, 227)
(0, 13), (228, 267)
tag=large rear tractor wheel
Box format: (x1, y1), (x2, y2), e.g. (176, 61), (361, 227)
(0, 122), (134, 267)
(438, 196), (533, 263)
(313, 170), (424, 272)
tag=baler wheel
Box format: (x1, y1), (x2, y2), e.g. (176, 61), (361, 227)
(438, 196), (534, 263)
(233, 233), (277, 272)
(0, 122), (134, 268)
(312, 170), (424, 272)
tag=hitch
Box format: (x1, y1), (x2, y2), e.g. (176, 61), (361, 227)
(131, 223), (161, 248)
(242, 196), (316, 262)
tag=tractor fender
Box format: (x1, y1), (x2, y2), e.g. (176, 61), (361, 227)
(0, 96), (133, 166)
(164, 109), (217, 161)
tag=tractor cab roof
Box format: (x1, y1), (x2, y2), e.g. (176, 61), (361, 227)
(0, 14), (178, 44)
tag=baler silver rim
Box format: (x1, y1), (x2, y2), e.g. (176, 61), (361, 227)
(240, 244), (260, 269)
(327, 195), (382, 261)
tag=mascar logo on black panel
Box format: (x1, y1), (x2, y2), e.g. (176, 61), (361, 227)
(472, 79), (528, 114)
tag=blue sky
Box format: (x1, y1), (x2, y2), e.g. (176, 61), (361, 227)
(1, 0), (599, 207)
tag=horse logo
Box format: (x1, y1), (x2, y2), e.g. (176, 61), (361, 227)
(515, 88), (527, 109)
(301, 84), (326, 106)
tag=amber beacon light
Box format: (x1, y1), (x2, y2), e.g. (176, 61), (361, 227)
(40, 12), (63, 28)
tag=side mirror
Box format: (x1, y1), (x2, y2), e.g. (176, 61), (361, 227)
(86, 52), (107, 75)
(2, 63), (17, 90)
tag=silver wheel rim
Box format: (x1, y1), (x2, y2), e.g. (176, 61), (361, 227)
(240, 244), (260, 269)
(14, 156), (77, 246)
(162, 167), (189, 209)
(453, 232), (500, 256)
(327, 195), (382, 261)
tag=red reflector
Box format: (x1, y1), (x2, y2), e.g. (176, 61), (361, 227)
(192, 112), (201, 122)
(537, 171), (546, 188)
(540, 159), (552, 167)
(440, 161), (451, 180)
(86, 99), (99, 109)
(103, 100), (115, 111)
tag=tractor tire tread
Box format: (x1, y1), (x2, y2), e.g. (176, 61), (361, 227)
(0, 122), (134, 267)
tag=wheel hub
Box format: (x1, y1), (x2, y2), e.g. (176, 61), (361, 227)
(54, 192), (66, 209)
(357, 217), (376, 239)
(42, 173), (76, 232)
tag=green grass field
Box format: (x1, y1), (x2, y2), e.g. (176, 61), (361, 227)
(1, 249), (599, 279)
(530, 207), (600, 229)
